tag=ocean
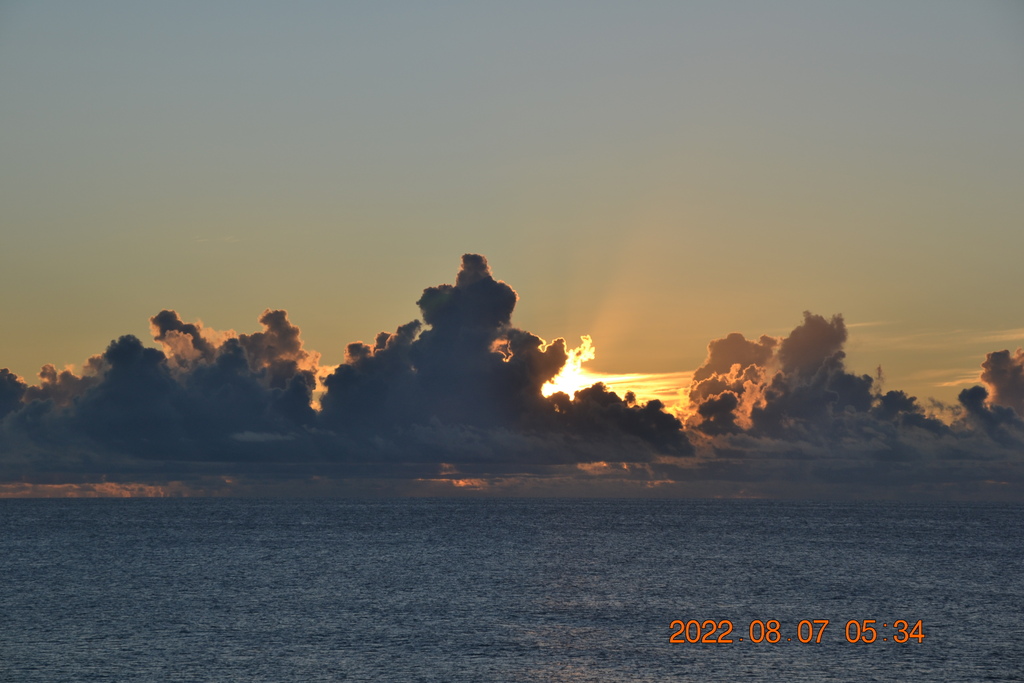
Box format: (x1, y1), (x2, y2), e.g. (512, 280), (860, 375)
(1, 498), (1021, 681)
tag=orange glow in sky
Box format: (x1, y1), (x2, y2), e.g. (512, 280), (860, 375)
(541, 335), (597, 397)
(0, 482), (182, 498)
(541, 335), (693, 412)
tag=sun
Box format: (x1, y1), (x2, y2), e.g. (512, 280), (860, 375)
(541, 335), (598, 398)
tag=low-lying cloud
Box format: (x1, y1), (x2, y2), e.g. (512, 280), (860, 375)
(1, 255), (1021, 499)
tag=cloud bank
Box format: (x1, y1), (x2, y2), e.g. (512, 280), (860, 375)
(1, 255), (1021, 499)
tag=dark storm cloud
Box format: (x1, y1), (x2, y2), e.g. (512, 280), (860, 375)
(1, 255), (1022, 498)
(237, 309), (320, 390)
(319, 254), (562, 430)
(319, 254), (690, 456)
(0, 255), (690, 492)
(776, 312), (846, 377)
(0, 311), (322, 472)
(955, 385), (1024, 448)
(548, 383), (687, 452)
(694, 390), (741, 435)
(0, 368), (26, 419)
(683, 311), (1023, 501)
(687, 312), (947, 442)
(23, 361), (104, 407)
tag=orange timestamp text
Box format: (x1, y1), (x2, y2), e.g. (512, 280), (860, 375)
(669, 619), (925, 644)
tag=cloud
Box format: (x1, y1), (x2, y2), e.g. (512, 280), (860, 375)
(0, 368), (26, 419)
(151, 309), (217, 364)
(981, 348), (1024, 415)
(1, 255), (1022, 499)
(686, 312), (947, 440)
(955, 385), (1024, 447)
(318, 254), (691, 459)
(0, 254), (690, 493)
(23, 361), (104, 407)
(681, 311), (1023, 499)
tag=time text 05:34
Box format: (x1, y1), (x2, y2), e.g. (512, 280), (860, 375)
(669, 619), (925, 644)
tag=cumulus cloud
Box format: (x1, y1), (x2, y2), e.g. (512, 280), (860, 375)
(151, 309), (216, 364)
(318, 254), (690, 458)
(981, 348), (1024, 415)
(686, 312), (949, 442)
(680, 311), (1023, 500)
(0, 369), (26, 419)
(0, 254), (690, 493)
(23, 361), (104, 407)
(0, 256), (1021, 499)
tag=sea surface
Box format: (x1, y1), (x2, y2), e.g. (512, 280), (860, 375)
(1, 498), (1022, 682)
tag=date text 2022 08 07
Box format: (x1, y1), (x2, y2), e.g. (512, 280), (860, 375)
(669, 619), (925, 644)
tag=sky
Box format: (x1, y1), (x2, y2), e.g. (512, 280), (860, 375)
(1, 1), (1023, 498)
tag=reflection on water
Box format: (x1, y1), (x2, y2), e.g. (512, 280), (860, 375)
(1, 499), (1021, 681)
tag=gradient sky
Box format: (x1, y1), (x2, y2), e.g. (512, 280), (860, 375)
(2, 1), (1023, 409)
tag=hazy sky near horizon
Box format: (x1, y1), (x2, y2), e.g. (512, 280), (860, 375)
(2, 0), (1023, 407)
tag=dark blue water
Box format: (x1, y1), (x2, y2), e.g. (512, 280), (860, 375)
(1, 499), (1021, 681)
